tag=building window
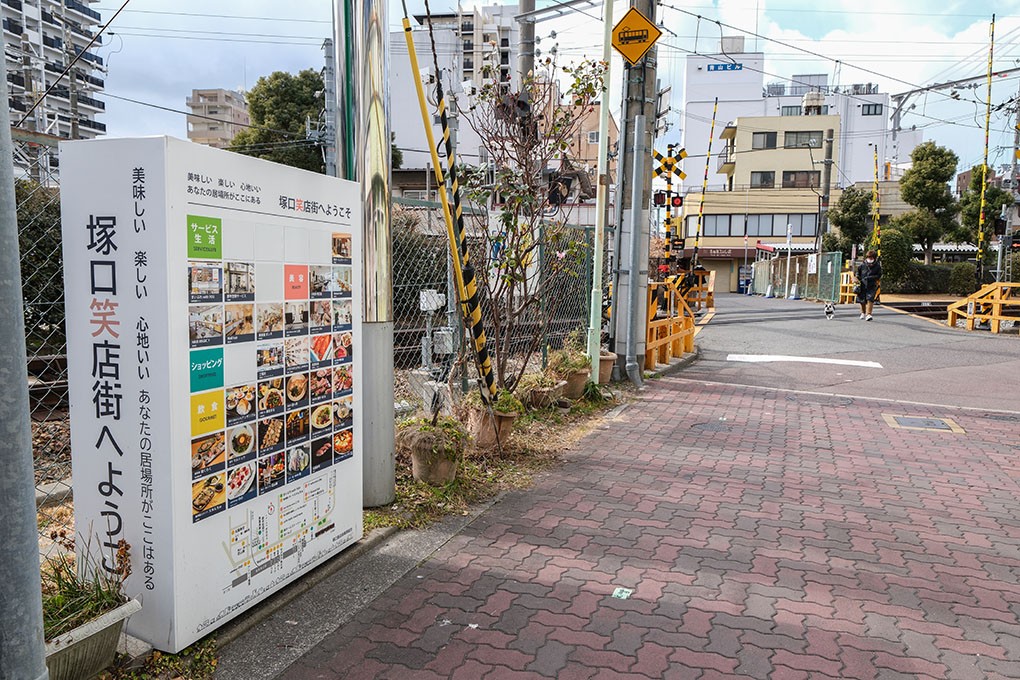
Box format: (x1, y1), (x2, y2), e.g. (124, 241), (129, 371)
(587, 131), (599, 144)
(703, 214), (731, 237)
(207, 109), (218, 115)
(787, 213), (818, 236)
(751, 132), (777, 150)
(746, 214), (773, 236)
(780, 106), (800, 116)
(784, 131), (822, 148)
(750, 171), (775, 188)
(862, 103), (883, 116)
(781, 171), (820, 188)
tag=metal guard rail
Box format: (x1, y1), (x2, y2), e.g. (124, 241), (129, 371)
(645, 281), (696, 370)
(946, 282), (1020, 334)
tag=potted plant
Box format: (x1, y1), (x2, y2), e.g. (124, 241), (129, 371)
(549, 330), (591, 400)
(43, 537), (141, 680)
(515, 372), (567, 409)
(463, 388), (525, 448)
(396, 415), (468, 485)
(598, 349), (617, 385)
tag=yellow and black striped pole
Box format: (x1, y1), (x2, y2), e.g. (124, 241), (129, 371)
(664, 144), (673, 274)
(402, 9), (497, 401)
(872, 145), (880, 258)
(977, 14), (996, 285)
(693, 98), (718, 267)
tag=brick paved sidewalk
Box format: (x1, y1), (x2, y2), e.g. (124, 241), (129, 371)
(282, 378), (1020, 680)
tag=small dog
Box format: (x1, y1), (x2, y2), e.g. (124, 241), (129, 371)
(824, 302), (835, 320)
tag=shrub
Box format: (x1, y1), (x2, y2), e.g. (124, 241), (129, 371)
(869, 228), (912, 287)
(948, 262), (978, 296)
(885, 262), (952, 294)
(463, 387), (525, 415)
(1008, 252), (1020, 283)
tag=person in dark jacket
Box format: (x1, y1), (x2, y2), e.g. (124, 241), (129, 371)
(856, 250), (881, 321)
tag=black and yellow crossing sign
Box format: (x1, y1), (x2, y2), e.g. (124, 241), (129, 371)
(611, 7), (662, 65)
(653, 148), (687, 180)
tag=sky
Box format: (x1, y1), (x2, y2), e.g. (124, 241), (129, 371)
(92, 0), (1020, 177)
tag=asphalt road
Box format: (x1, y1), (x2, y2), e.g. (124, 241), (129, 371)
(683, 293), (1020, 412)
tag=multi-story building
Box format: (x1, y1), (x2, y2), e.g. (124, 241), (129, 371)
(185, 89), (250, 149)
(680, 37), (921, 190)
(3, 0), (107, 158)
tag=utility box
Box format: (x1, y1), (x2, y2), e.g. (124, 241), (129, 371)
(433, 327), (454, 354)
(419, 289), (446, 312)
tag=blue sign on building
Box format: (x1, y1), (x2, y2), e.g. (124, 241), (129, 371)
(707, 63), (743, 72)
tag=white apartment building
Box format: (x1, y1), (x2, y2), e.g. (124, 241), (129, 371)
(391, 4), (519, 173)
(3, 0), (106, 144)
(680, 37), (922, 192)
(186, 89), (250, 149)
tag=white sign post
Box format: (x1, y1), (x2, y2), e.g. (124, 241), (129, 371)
(60, 137), (364, 652)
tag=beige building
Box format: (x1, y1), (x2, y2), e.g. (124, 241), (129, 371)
(680, 111), (843, 292)
(186, 89), (250, 149)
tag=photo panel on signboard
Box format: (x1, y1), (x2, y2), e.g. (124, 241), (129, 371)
(284, 336), (310, 372)
(192, 472), (227, 522)
(284, 263), (309, 301)
(333, 364), (353, 396)
(188, 261), (223, 303)
(190, 431), (226, 481)
(256, 340), (285, 379)
(333, 395), (353, 430)
(309, 265), (332, 299)
(256, 377), (285, 418)
(309, 367), (332, 404)
(332, 299), (352, 331)
(309, 333), (332, 369)
(284, 372), (309, 408)
(187, 214), (223, 260)
(190, 347), (224, 394)
(333, 265), (352, 298)
(223, 261), (256, 302)
(225, 461), (257, 507)
(309, 299), (331, 334)
(333, 331), (352, 363)
(310, 435), (333, 473)
(189, 304), (224, 348)
(284, 407), (310, 446)
(333, 427), (353, 463)
(255, 302), (284, 340)
(226, 422), (256, 466)
(257, 451), (286, 495)
(225, 383), (256, 426)
(224, 303), (255, 344)
(257, 414), (285, 455)
(310, 401), (333, 436)
(190, 390), (225, 438)
(286, 443), (311, 483)
(284, 300), (309, 336)
(332, 232), (352, 264)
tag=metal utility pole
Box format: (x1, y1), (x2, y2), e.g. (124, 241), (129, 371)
(322, 38), (338, 178)
(0, 43), (50, 680)
(350, 0), (395, 507)
(518, 0), (535, 79)
(977, 14), (995, 286)
(1008, 80), (1020, 282)
(611, 0), (659, 377)
(334, 3), (356, 180)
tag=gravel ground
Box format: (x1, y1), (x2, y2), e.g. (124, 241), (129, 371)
(32, 417), (71, 485)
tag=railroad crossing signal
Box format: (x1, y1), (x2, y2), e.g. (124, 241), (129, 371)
(653, 148), (687, 180)
(611, 7), (662, 65)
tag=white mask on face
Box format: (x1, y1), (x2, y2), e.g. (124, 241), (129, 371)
(866, 258), (875, 263)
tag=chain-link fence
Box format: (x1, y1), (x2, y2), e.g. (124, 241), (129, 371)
(12, 131), (75, 561)
(751, 252), (843, 302)
(392, 197), (594, 411)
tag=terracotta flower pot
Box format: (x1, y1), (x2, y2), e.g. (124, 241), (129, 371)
(469, 408), (517, 448)
(598, 352), (617, 384)
(562, 369), (590, 400)
(528, 380), (567, 408)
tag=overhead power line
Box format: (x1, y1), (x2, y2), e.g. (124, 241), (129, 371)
(94, 8), (330, 23)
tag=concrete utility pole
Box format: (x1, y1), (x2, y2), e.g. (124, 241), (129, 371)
(322, 38), (338, 178)
(518, 0), (535, 80)
(0, 43), (50, 680)
(350, 0), (395, 507)
(611, 0), (659, 378)
(820, 129), (834, 236)
(1006, 79), (1020, 282)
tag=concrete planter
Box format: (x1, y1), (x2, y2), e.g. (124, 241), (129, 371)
(410, 450), (458, 485)
(45, 598), (141, 680)
(527, 380), (567, 408)
(469, 408), (517, 448)
(598, 353), (617, 384)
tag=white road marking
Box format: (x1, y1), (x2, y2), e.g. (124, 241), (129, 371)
(725, 354), (883, 369)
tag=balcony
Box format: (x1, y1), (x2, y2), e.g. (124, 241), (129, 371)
(73, 47), (104, 66)
(64, 0), (102, 22)
(7, 73), (25, 88)
(43, 35), (63, 50)
(77, 93), (105, 110)
(79, 118), (105, 133)
(2, 0), (23, 10)
(9, 97), (26, 112)
(3, 17), (24, 35)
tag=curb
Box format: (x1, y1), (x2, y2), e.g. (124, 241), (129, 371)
(36, 478), (72, 508)
(646, 345), (701, 379)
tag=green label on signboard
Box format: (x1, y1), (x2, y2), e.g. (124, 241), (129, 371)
(190, 347), (224, 393)
(187, 215), (222, 259)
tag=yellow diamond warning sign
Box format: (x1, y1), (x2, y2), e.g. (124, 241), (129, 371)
(612, 7), (662, 65)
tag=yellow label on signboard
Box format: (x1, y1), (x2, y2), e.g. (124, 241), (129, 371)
(612, 7), (662, 65)
(191, 390), (225, 437)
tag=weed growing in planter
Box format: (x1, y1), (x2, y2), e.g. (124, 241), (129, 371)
(42, 535), (130, 641)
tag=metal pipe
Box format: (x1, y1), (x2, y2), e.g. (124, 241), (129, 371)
(608, 87), (628, 348)
(586, 0), (614, 377)
(625, 115), (647, 387)
(0, 42), (49, 680)
(335, 2), (356, 180)
(351, 0), (395, 507)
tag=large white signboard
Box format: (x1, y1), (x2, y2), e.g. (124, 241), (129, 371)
(60, 137), (364, 652)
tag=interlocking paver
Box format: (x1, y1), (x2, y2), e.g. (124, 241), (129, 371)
(279, 378), (1020, 679)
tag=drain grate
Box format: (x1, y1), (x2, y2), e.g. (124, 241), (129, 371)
(882, 414), (965, 434)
